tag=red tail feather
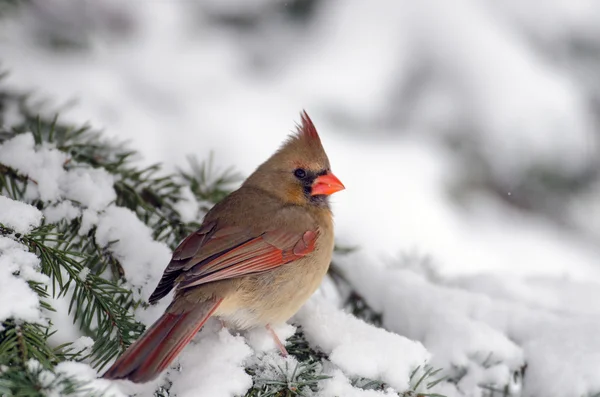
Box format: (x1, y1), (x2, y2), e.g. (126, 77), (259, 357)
(102, 299), (222, 383)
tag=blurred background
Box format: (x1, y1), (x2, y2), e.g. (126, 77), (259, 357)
(2, 0), (600, 284)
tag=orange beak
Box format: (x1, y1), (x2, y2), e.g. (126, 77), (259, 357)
(311, 172), (345, 196)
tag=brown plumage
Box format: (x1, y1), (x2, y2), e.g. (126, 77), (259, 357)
(102, 111), (344, 383)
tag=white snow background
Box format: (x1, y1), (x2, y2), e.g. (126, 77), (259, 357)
(1, 0), (600, 396)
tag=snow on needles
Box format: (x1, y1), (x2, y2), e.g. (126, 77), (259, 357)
(341, 253), (600, 396)
(0, 195), (43, 234)
(0, 236), (46, 325)
(165, 297), (432, 397)
(0, 132), (170, 314)
(168, 325), (253, 397)
(0, 133), (172, 386)
(295, 297), (430, 392)
(319, 370), (398, 397)
(53, 360), (126, 397)
(95, 205), (172, 318)
(0, 133), (116, 208)
(0, 196), (45, 325)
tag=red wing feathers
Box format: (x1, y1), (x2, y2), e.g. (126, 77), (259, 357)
(149, 223), (257, 303)
(178, 229), (318, 289)
(171, 221), (217, 261)
(148, 223), (318, 303)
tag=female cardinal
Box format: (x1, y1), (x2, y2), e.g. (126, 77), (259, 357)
(103, 111), (344, 383)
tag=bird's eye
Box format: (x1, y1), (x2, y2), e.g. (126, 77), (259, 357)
(294, 168), (306, 179)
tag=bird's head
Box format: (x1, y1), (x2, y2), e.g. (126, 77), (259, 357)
(244, 111), (345, 207)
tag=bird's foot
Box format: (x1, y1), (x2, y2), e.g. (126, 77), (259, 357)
(266, 324), (288, 357)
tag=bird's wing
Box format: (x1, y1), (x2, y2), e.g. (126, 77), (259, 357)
(148, 221), (318, 303)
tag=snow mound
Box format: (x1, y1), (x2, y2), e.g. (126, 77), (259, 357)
(342, 253), (600, 396)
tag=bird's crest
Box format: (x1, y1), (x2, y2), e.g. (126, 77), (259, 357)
(253, 110), (329, 172)
(296, 110), (321, 143)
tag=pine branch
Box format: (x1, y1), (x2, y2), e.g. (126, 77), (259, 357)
(285, 327), (328, 364)
(0, 162), (30, 200)
(179, 153), (242, 208)
(0, 357), (98, 397)
(113, 162), (193, 249)
(1, 222), (145, 371)
(245, 360), (328, 397)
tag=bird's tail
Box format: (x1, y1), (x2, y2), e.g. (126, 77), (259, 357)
(102, 298), (222, 383)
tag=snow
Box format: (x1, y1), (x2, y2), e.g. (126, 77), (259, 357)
(0, 197), (46, 325)
(319, 369), (398, 397)
(0, 195), (43, 234)
(61, 167), (116, 211)
(94, 205), (172, 307)
(0, 133), (68, 202)
(340, 252), (600, 396)
(77, 267), (90, 281)
(168, 326), (254, 397)
(2, 0), (600, 396)
(0, 236), (46, 325)
(295, 297), (430, 392)
(79, 208), (99, 236)
(0, 133), (116, 208)
(45, 293), (83, 347)
(43, 200), (81, 223)
(173, 186), (202, 224)
(244, 322), (296, 353)
(53, 361), (126, 397)
(69, 336), (94, 356)
(521, 322), (600, 397)
(25, 359), (57, 393)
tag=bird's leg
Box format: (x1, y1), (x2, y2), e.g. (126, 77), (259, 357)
(266, 324), (288, 357)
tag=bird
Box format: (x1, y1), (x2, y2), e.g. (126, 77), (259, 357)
(102, 111), (345, 383)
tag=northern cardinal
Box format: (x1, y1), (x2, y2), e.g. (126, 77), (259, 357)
(103, 111), (344, 383)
